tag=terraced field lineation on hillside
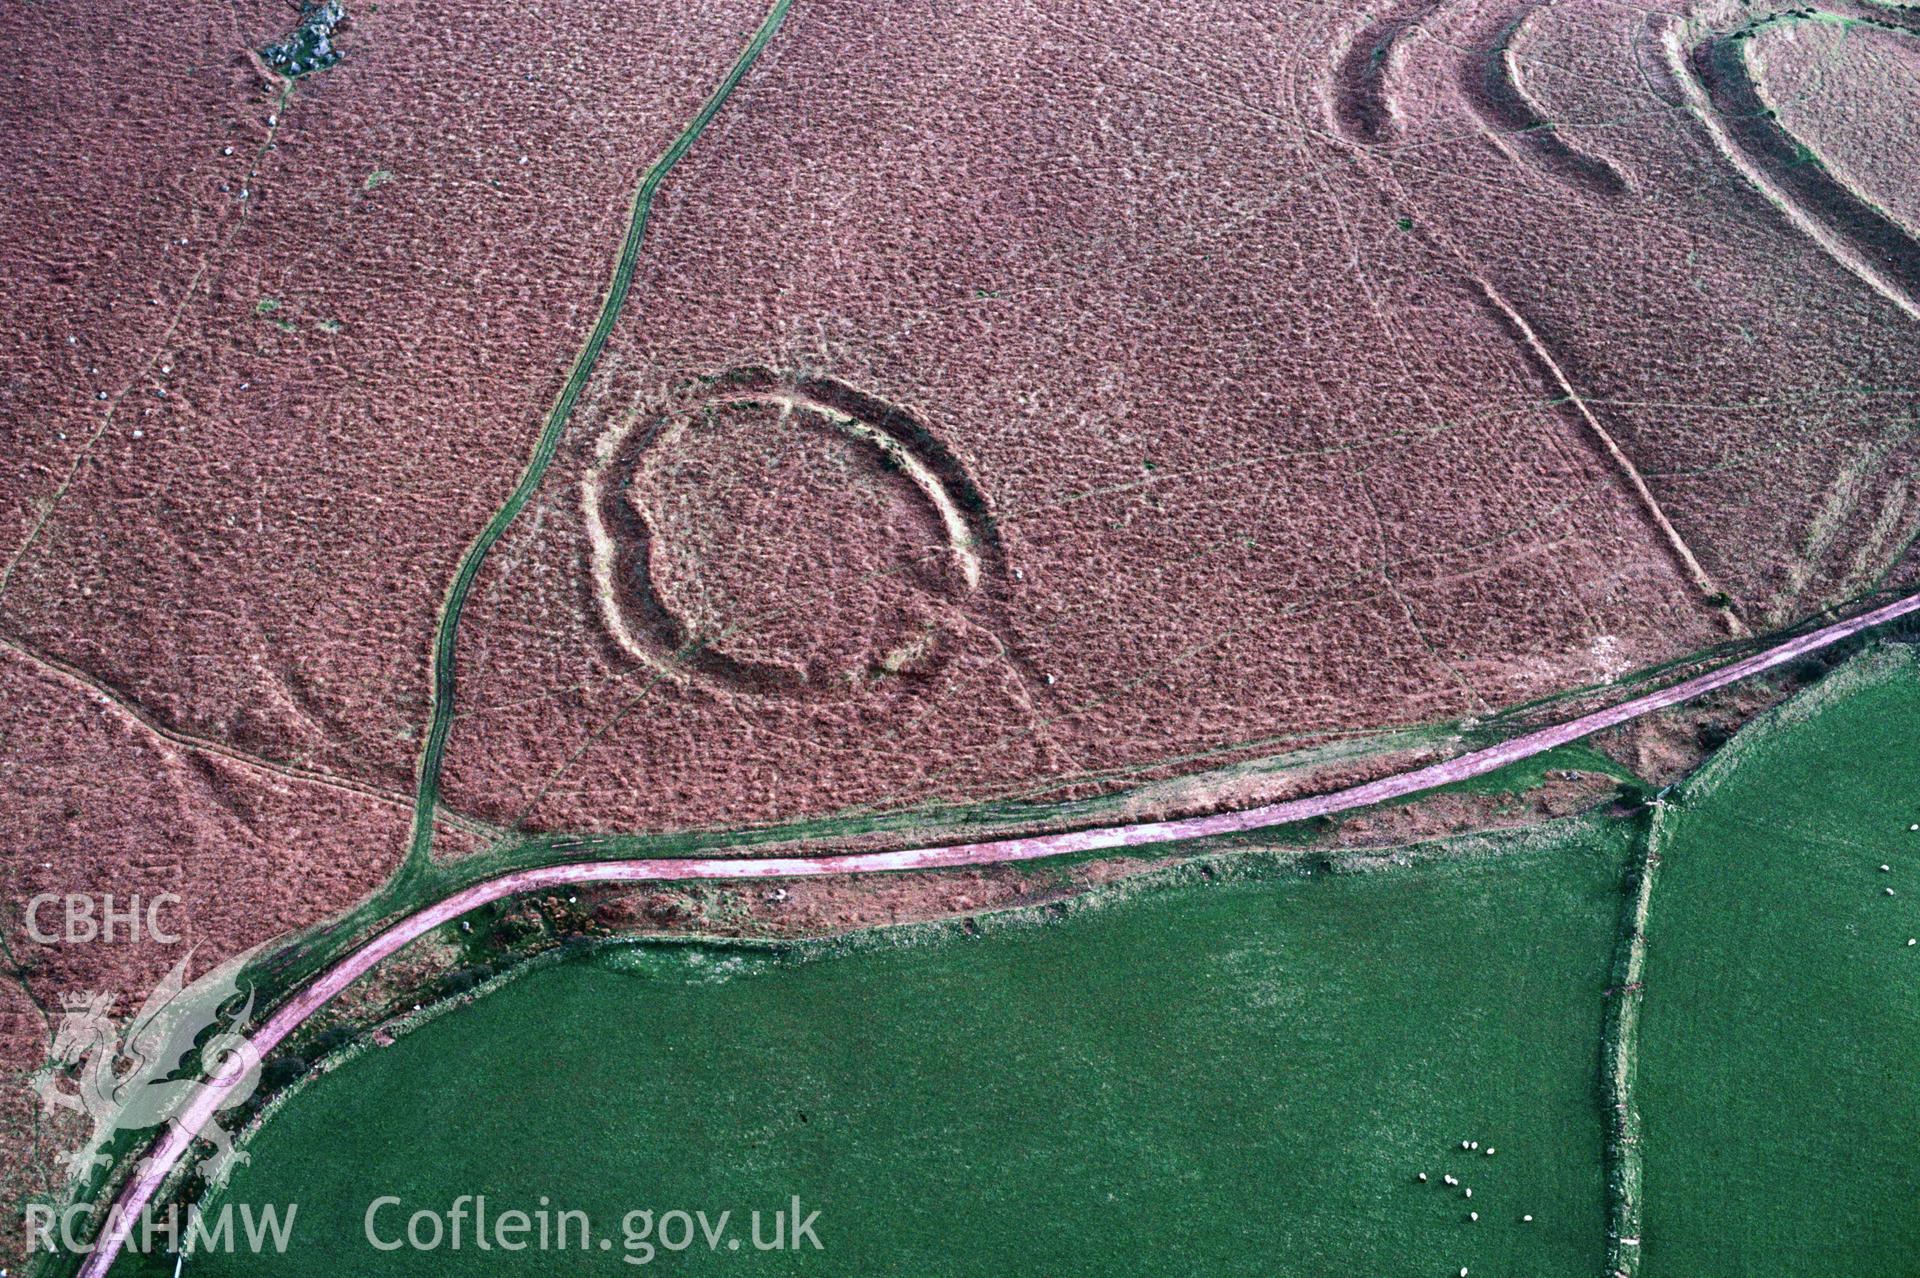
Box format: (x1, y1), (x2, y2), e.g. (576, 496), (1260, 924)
(1334, 0), (1630, 197)
(73, 586), (1920, 1278)
(403, 0), (795, 877)
(1319, 10), (1748, 636)
(1663, 10), (1920, 323)
(0, 79), (300, 606)
(1464, 2), (1631, 197)
(1469, 276), (1746, 636)
(0, 634), (495, 840)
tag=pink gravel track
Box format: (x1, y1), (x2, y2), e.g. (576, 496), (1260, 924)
(78, 588), (1920, 1277)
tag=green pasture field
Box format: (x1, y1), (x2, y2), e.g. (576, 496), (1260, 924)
(157, 828), (1629, 1277)
(1637, 645), (1920, 1276)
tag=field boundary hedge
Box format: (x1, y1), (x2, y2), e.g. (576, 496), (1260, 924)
(1600, 806), (1662, 1277)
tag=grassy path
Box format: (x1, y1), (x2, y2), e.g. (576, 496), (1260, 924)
(401, 0), (794, 878)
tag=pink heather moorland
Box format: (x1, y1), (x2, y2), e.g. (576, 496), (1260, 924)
(6, 0), (1920, 1268)
(440, 0), (1918, 835)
